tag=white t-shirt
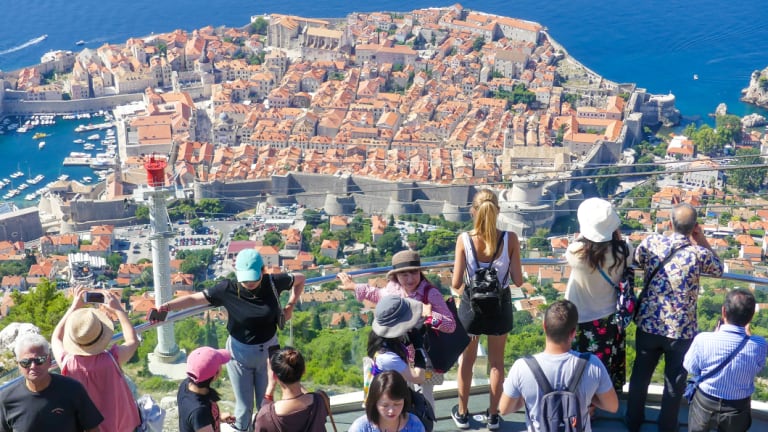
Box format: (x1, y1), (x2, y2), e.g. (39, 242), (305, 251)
(564, 240), (632, 323)
(503, 351), (613, 432)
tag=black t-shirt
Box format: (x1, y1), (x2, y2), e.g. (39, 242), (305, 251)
(177, 378), (219, 432)
(0, 374), (103, 432)
(204, 273), (294, 345)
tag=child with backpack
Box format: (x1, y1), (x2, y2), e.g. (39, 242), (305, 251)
(499, 300), (618, 432)
(362, 296), (436, 432)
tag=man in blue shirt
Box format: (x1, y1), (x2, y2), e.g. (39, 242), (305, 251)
(683, 288), (767, 432)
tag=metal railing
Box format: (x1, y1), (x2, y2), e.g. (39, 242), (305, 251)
(2, 258), (767, 407)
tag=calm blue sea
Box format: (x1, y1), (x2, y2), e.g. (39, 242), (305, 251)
(1, 0), (767, 205)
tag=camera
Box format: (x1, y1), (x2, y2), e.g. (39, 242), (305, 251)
(84, 292), (105, 303)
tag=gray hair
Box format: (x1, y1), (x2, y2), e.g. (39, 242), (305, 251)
(671, 203), (697, 236)
(14, 333), (50, 359)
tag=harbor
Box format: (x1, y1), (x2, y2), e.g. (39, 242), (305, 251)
(0, 112), (118, 206)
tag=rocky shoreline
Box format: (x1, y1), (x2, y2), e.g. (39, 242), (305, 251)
(741, 67), (768, 108)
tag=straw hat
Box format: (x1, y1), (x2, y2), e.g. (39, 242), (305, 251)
(63, 308), (114, 356)
(386, 250), (423, 279)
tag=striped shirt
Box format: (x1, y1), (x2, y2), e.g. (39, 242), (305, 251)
(683, 324), (767, 400)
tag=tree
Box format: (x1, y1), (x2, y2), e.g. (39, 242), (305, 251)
(728, 148), (766, 192)
(263, 231), (283, 248)
(303, 209), (323, 227)
(135, 205), (149, 223)
(156, 41), (168, 58)
(375, 229), (404, 256)
(107, 252), (123, 272)
(311, 312), (323, 331)
(528, 228), (551, 252)
(249, 17), (268, 35)
(189, 218), (203, 232)
(472, 36), (485, 51)
(421, 229), (456, 258)
(715, 114), (743, 144)
(196, 199), (223, 219)
(595, 167), (619, 197)
(690, 125), (722, 155)
(0, 279), (69, 338)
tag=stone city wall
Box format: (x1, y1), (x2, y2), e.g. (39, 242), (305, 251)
(0, 207), (43, 242)
(69, 199), (139, 229)
(2, 94), (143, 116)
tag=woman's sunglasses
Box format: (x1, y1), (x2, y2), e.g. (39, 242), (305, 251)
(18, 355), (48, 368)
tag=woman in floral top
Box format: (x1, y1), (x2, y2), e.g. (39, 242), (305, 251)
(565, 198), (631, 393)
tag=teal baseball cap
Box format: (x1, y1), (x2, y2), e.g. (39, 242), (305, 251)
(235, 249), (263, 282)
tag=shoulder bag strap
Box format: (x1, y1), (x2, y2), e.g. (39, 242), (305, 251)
(105, 349), (123, 376)
(317, 390), (338, 432)
(523, 355), (553, 394)
(269, 274), (281, 307)
(597, 267), (618, 290)
(567, 353), (591, 392)
(638, 244), (687, 305)
(696, 335), (750, 384)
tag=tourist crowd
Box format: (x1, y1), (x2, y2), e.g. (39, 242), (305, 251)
(1, 191), (766, 432)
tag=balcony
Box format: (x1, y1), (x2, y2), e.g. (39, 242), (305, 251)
(2, 260), (767, 431)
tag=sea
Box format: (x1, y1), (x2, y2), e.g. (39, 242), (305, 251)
(1, 0), (767, 206)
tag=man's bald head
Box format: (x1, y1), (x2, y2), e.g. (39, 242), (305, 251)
(672, 203), (697, 236)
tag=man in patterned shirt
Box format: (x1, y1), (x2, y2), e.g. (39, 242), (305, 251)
(625, 203), (723, 432)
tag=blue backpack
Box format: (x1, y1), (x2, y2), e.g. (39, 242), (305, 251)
(523, 353), (590, 432)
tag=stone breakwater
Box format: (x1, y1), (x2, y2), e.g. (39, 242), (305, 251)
(741, 67), (768, 108)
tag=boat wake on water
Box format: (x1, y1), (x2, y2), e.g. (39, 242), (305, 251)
(0, 34), (48, 56)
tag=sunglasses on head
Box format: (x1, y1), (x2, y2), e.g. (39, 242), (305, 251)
(18, 355), (48, 368)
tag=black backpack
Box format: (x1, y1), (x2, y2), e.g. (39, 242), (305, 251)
(409, 388), (435, 432)
(523, 353), (590, 432)
(465, 233), (506, 315)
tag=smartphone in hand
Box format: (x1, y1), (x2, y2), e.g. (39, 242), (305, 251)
(84, 292), (105, 304)
(148, 309), (168, 322)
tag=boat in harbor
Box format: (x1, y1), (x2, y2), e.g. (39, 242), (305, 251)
(87, 134), (100, 140)
(32, 132), (47, 140)
(69, 151), (89, 158)
(73, 139), (85, 144)
(57, 174), (70, 181)
(27, 174), (45, 185)
(9, 171), (24, 179)
(82, 176), (93, 183)
(75, 40), (85, 46)
(38, 141), (45, 149)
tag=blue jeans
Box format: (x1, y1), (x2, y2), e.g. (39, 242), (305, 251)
(626, 329), (692, 432)
(226, 335), (278, 431)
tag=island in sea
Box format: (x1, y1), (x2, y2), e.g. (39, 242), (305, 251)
(0, 4), (760, 241)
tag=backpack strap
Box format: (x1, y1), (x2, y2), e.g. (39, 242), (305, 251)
(567, 353), (591, 393)
(523, 355), (554, 394)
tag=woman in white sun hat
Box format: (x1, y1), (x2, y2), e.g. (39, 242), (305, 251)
(565, 197), (632, 393)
